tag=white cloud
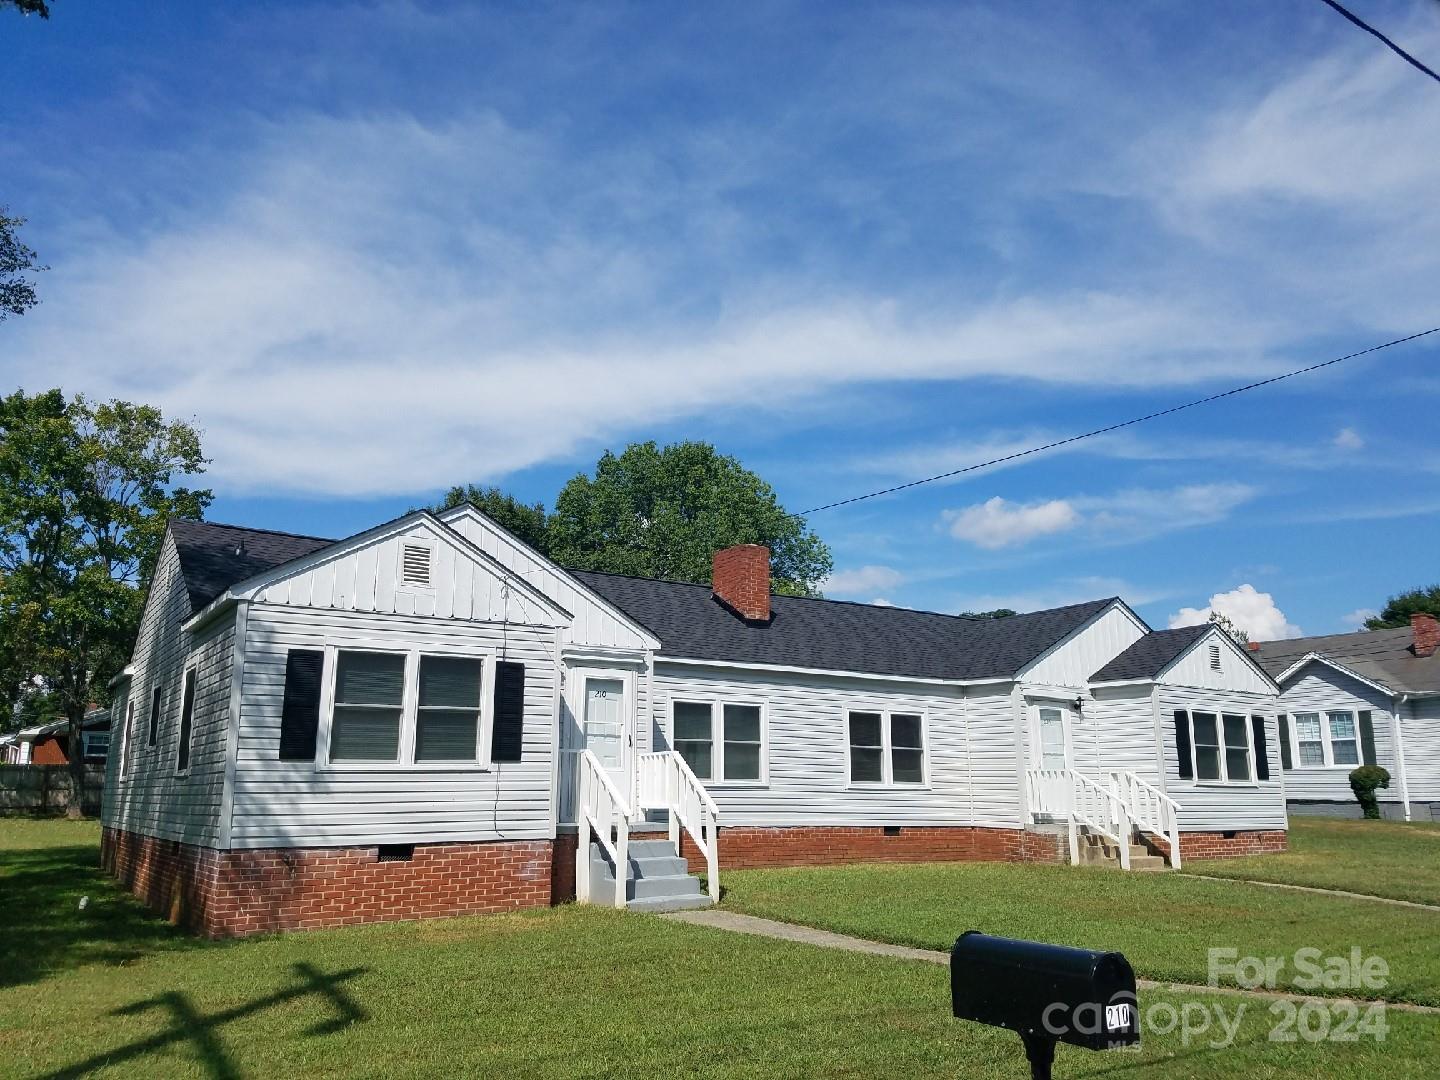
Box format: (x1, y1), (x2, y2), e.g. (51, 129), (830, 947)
(870, 597), (896, 608)
(941, 497), (1081, 549)
(1340, 608), (1377, 630)
(823, 565), (905, 597)
(941, 483), (1257, 550)
(1169, 584), (1301, 641)
(1333, 427), (1364, 451)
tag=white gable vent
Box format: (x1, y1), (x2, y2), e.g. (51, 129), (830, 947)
(1209, 643), (1222, 671)
(401, 543), (432, 587)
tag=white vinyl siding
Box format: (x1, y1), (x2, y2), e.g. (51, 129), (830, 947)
(1275, 662), (1401, 806)
(652, 663), (1022, 829)
(227, 604), (558, 849)
(1401, 697), (1440, 807)
(101, 531), (237, 847)
(1157, 685), (1286, 832)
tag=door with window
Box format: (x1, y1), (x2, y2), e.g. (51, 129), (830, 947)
(1035, 704), (1070, 771)
(559, 669), (632, 823)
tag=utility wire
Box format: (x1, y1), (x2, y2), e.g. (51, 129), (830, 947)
(1319, 0), (1440, 85)
(800, 326), (1440, 515)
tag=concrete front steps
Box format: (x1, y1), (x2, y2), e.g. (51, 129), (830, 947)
(588, 837), (714, 912)
(1078, 829), (1168, 871)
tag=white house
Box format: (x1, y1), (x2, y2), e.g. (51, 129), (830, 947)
(1251, 617), (1440, 821)
(102, 506), (1288, 936)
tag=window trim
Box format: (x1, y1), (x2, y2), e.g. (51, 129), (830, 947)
(1285, 709), (1366, 770)
(118, 699), (135, 780)
(316, 642), (495, 772)
(845, 707), (930, 789)
(668, 696), (768, 786)
(1176, 707), (1259, 786)
(148, 685), (162, 748)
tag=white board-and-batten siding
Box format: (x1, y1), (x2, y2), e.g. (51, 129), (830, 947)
(245, 518), (565, 629)
(103, 533), (237, 847)
(1019, 604), (1146, 688)
(1157, 686), (1287, 832)
(440, 506), (654, 651)
(1163, 632), (1276, 695)
(1276, 662), (1401, 805)
(650, 663), (1024, 829)
(227, 604), (560, 849)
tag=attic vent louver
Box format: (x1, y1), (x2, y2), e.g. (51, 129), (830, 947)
(1209, 643), (1222, 671)
(401, 543), (432, 587)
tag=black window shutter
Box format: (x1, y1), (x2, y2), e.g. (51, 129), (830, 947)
(1359, 711), (1377, 766)
(1173, 711), (1194, 779)
(177, 671), (197, 772)
(491, 661), (526, 763)
(1278, 714), (1293, 771)
(1251, 715), (1270, 781)
(279, 650), (325, 761)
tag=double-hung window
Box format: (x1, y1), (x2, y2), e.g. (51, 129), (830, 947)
(1288, 710), (1366, 768)
(1178, 709), (1253, 783)
(670, 699), (764, 783)
(415, 656), (485, 762)
(848, 710), (926, 786)
(330, 651), (406, 762)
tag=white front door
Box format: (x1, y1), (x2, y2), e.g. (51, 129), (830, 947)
(583, 676), (627, 793)
(1037, 705), (1069, 771)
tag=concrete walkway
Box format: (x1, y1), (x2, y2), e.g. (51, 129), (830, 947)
(662, 909), (1440, 1015)
(1179, 873), (1440, 913)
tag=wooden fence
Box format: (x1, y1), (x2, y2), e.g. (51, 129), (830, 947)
(0, 764), (106, 815)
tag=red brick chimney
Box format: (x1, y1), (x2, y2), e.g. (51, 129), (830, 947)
(1246, 641), (1262, 652)
(1412, 613), (1439, 659)
(712, 544), (771, 622)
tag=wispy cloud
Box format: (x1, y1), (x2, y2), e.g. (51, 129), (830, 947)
(823, 564), (906, 598)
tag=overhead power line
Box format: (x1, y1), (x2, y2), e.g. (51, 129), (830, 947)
(1318, 0), (1440, 86)
(799, 325), (1440, 516)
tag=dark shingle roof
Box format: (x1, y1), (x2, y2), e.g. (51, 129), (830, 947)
(573, 570), (1116, 681)
(1251, 627), (1440, 695)
(1090, 625), (1210, 683)
(169, 519), (334, 613)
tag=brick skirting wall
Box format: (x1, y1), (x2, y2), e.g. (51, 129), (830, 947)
(677, 825), (1065, 872)
(1151, 829), (1288, 861)
(102, 827), (555, 937)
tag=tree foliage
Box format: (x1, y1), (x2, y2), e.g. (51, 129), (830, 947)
(961, 608), (1017, 620)
(431, 484), (550, 554)
(1349, 765), (1390, 820)
(1207, 610), (1249, 644)
(1, 209), (46, 321)
(0, 390), (210, 785)
(547, 441), (832, 595)
(1, 1), (50, 17)
(1365, 586), (1440, 630)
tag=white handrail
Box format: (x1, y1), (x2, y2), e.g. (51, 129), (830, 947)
(576, 750), (632, 909)
(1026, 768), (1130, 870)
(637, 751), (721, 901)
(1107, 771), (1183, 870)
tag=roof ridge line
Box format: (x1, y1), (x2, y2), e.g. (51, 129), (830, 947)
(171, 517), (338, 545)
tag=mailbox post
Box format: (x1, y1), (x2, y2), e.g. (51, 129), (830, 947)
(951, 931), (1139, 1079)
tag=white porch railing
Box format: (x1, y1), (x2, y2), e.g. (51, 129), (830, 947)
(1107, 770), (1182, 870)
(637, 751), (721, 901)
(1027, 768), (1183, 870)
(576, 749), (632, 909)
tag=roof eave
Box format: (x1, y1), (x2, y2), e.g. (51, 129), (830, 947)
(1274, 652), (1398, 698)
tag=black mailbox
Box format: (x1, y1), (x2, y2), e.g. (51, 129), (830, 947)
(951, 931), (1139, 1079)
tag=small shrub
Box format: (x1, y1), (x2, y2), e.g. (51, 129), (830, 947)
(1349, 765), (1391, 820)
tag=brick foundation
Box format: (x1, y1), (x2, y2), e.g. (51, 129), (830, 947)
(102, 827), (555, 937)
(1151, 829), (1288, 861)
(677, 825), (1064, 871)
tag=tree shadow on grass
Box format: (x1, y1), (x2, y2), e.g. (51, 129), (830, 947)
(38, 962), (369, 1080)
(0, 841), (206, 990)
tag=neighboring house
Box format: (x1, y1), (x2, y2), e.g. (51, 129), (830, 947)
(0, 734), (27, 765)
(103, 508), (1287, 937)
(1251, 616), (1440, 821)
(8, 710), (111, 766)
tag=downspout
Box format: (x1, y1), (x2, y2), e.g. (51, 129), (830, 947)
(1393, 694), (1412, 822)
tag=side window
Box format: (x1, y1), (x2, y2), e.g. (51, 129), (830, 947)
(148, 686), (162, 747)
(176, 668), (197, 773)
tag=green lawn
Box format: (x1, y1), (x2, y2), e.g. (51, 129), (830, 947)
(1182, 816), (1440, 905)
(721, 859), (1440, 1006)
(3, 819), (1439, 1079)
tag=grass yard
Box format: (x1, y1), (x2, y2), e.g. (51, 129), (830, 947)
(1182, 816), (1440, 905)
(3, 819), (1439, 1079)
(721, 858), (1440, 1007)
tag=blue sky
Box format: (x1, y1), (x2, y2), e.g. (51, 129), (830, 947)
(4, 1), (1439, 638)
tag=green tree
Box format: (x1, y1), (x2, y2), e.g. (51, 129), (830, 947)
(1, 210), (46, 321)
(1, 1), (50, 16)
(547, 441), (832, 595)
(1365, 586), (1440, 630)
(0, 390), (210, 806)
(430, 484), (550, 554)
(960, 608), (1016, 619)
